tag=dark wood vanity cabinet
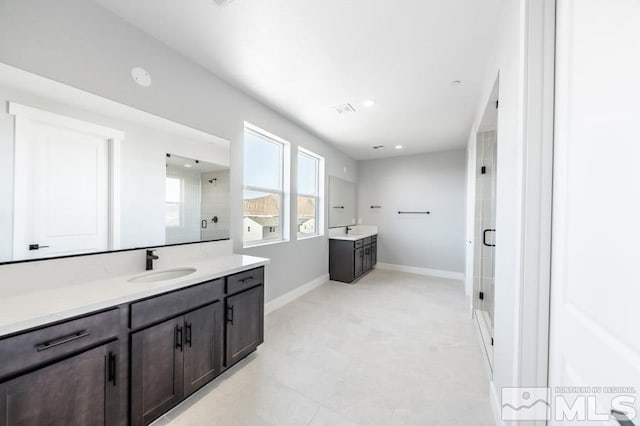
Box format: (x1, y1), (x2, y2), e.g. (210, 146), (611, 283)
(329, 235), (378, 283)
(0, 266), (265, 426)
(130, 268), (264, 426)
(130, 301), (224, 426)
(226, 286), (264, 367)
(0, 310), (121, 426)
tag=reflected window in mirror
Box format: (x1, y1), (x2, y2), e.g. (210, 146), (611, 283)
(297, 148), (325, 239)
(243, 123), (291, 247)
(165, 177), (182, 227)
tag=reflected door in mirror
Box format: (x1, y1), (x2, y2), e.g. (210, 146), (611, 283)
(13, 115), (110, 260)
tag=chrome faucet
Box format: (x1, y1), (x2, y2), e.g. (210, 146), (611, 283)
(146, 249), (159, 271)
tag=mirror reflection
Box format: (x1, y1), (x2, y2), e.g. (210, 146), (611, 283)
(0, 63), (230, 263)
(328, 176), (356, 227)
(165, 154), (230, 245)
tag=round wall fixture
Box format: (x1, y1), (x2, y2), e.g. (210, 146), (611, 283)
(131, 67), (152, 87)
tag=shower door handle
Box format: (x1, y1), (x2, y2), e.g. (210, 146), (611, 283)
(483, 229), (496, 247)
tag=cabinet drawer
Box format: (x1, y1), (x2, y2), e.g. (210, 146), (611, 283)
(363, 237), (372, 246)
(227, 267), (264, 295)
(0, 309), (119, 379)
(354, 239), (364, 249)
(130, 279), (224, 330)
(372, 235), (377, 242)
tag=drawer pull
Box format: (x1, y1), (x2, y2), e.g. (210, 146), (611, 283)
(239, 276), (254, 283)
(35, 330), (91, 352)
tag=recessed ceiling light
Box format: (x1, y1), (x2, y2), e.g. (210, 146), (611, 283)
(373, 145), (385, 150)
(213, 0), (236, 6)
(184, 164), (192, 168)
(450, 80), (462, 86)
(131, 67), (152, 87)
(362, 99), (376, 108)
(395, 145), (403, 150)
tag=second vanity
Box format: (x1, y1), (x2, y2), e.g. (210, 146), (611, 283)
(0, 253), (268, 426)
(329, 227), (378, 283)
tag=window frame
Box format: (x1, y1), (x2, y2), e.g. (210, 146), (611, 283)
(243, 123), (291, 248)
(296, 147), (325, 240)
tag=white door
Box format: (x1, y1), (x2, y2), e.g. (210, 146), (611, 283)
(549, 0), (640, 424)
(13, 115), (110, 260)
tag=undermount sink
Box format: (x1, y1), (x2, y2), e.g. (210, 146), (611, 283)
(129, 267), (197, 283)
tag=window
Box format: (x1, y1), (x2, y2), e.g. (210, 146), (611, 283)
(297, 148), (324, 238)
(165, 177), (182, 227)
(243, 124), (290, 246)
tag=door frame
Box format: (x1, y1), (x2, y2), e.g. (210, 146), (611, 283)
(465, 1), (557, 423)
(9, 102), (123, 257)
(515, 0), (556, 408)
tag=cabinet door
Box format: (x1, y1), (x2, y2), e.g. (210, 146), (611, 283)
(354, 247), (364, 278)
(364, 245), (372, 272)
(131, 316), (184, 426)
(372, 242), (377, 266)
(226, 286), (264, 367)
(0, 341), (118, 426)
(183, 302), (224, 397)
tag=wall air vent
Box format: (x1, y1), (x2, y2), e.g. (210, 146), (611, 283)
(333, 103), (356, 115)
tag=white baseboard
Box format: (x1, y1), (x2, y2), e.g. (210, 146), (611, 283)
(376, 262), (465, 280)
(490, 381), (504, 426)
(264, 273), (329, 315)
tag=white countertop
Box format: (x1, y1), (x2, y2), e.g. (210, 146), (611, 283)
(329, 231), (378, 241)
(0, 254), (268, 337)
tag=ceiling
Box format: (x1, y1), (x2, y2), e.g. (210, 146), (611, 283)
(94, 0), (501, 160)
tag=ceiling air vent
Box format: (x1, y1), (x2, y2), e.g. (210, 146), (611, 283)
(333, 103), (356, 115)
(213, 0), (236, 6)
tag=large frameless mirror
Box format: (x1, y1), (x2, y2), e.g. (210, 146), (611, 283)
(0, 62), (230, 263)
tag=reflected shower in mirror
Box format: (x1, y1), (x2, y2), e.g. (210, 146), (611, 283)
(165, 154), (230, 245)
(0, 62), (230, 263)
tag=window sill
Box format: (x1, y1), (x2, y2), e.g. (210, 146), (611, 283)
(243, 239), (289, 249)
(296, 234), (325, 241)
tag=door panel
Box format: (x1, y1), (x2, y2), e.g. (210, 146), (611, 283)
(13, 116), (109, 260)
(184, 302), (223, 396)
(131, 316), (184, 426)
(550, 0), (640, 423)
(354, 248), (364, 278)
(226, 286), (264, 367)
(0, 342), (118, 426)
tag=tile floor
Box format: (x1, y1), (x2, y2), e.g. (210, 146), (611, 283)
(153, 269), (494, 426)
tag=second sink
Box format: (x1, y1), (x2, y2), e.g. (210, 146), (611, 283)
(129, 267), (197, 283)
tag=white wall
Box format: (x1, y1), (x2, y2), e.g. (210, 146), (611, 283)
(357, 150), (466, 275)
(0, 0), (357, 302)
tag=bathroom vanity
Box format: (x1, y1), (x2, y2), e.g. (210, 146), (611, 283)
(0, 58), (265, 426)
(329, 231), (378, 283)
(0, 256), (267, 426)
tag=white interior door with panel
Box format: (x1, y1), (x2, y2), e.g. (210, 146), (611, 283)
(11, 104), (119, 260)
(549, 0), (640, 423)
